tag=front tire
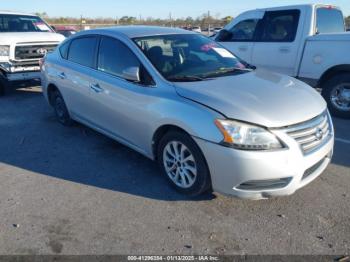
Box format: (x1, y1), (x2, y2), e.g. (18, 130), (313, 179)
(51, 90), (73, 126)
(157, 131), (211, 196)
(322, 73), (350, 119)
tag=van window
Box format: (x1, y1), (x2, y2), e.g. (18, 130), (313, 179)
(68, 37), (97, 68)
(229, 19), (259, 41)
(316, 8), (345, 34)
(260, 10), (300, 42)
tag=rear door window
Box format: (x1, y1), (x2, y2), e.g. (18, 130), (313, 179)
(68, 37), (97, 67)
(260, 10), (300, 42)
(316, 8), (345, 34)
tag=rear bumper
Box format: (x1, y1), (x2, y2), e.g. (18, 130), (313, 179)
(194, 134), (334, 200)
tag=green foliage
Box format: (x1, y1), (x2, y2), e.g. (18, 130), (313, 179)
(345, 16), (350, 29)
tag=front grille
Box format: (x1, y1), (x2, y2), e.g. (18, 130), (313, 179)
(283, 112), (331, 154)
(15, 44), (58, 60)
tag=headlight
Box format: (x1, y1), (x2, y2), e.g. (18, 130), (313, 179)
(215, 119), (283, 150)
(0, 46), (10, 57)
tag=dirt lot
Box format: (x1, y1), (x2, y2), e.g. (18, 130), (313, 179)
(0, 86), (349, 255)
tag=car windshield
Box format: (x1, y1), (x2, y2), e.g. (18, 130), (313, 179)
(0, 14), (53, 33)
(133, 34), (250, 82)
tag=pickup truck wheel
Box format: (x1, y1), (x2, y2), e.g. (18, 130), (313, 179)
(0, 83), (4, 97)
(51, 90), (73, 126)
(322, 74), (350, 119)
(157, 131), (212, 197)
(0, 74), (6, 97)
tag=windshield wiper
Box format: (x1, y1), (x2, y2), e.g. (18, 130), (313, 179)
(167, 75), (207, 82)
(201, 67), (253, 78)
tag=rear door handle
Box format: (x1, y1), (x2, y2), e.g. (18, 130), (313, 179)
(90, 83), (103, 93)
(58, 72), (66, 79)
(279, 47), (291, 53)
(238, 46), (248, 52)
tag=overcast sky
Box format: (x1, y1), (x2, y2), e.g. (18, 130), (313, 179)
(2, 0), (350, 18)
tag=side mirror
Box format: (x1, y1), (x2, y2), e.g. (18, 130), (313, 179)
(122, 66), (140, 82)
(216, 29), (233, 42)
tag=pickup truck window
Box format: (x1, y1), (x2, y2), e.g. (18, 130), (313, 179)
(229, 19), (258, 41)
(68, 37), (98, 68)
(316, 8), (345, 34)
(0, 14), (53, 32)
(260, 10), (300, 42)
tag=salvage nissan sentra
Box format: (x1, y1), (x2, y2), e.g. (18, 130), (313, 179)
(41, 26), (334, 199)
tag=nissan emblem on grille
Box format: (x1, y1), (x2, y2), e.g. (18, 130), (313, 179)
(315, 128), (324, 141)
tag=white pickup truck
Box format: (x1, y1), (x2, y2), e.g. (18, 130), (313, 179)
(0, 11), (64, 96)
(215, 4), (350, 118)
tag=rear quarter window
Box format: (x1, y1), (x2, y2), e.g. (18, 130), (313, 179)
(59, 41), (70, 59)
(316, 8), (345, 34)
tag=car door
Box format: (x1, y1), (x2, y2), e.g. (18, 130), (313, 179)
(251, 10), (302, 76)
(54, 36), (98, 120)
(87, 36), (157, 153)
(218, 19), (259, 63)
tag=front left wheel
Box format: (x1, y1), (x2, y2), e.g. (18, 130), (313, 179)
(157, 131), (212, 196)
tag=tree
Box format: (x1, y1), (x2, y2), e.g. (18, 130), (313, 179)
(34, 12), (48, 19)
(346, 16), (350, 29)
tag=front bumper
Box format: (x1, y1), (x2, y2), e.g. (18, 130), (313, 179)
(194, 129), (334, 200)
(0, 61), (41, 82)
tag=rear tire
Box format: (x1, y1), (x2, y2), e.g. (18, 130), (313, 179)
(321, 73), (350, 119)
(51, 90), (73, 126)
(157, 131), (212, 196)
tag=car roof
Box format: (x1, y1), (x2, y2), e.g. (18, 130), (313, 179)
(87, 26), (194, 38)
(0, 10), (38, 16)
(254, 3), (340, 12)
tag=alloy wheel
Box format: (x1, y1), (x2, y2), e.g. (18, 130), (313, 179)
(163, 141), (197, 189)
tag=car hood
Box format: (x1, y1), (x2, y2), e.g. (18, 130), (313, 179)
(174, 69), (327, 128)
(0, 32), (65, 45)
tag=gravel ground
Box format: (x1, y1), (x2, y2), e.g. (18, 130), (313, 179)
(0, 86), (349, 255)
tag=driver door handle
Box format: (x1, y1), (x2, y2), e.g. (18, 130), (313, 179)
(90, 83), (103, 93)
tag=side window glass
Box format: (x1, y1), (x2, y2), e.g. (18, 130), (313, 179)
(68, 37), (97, 67)
(59, 41), (70, 59)
(316, 8), (345, 34)
(98, 37), (154, 85)
(261, 10), (300, 42)
(230, 19), (258, 41)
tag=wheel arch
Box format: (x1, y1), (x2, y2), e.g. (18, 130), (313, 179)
(152, 124), (192, 160)
(47, 83), (60, 106)
(319, 64), (350, 88)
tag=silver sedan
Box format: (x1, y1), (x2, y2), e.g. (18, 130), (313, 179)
(41, 26), (334, 199)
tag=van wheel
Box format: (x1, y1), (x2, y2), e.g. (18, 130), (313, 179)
(51, 90), (73, 126)
(322, 73), (350, 119)
(157, 131), (211, 196)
